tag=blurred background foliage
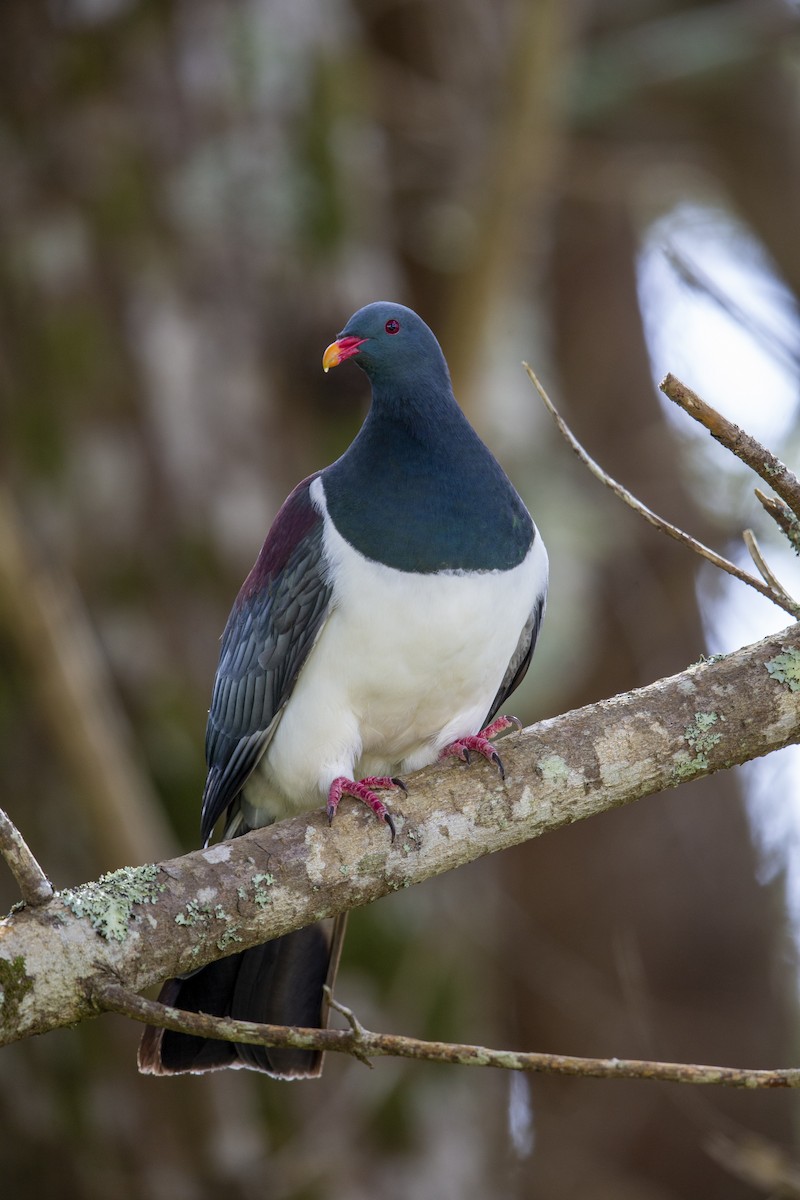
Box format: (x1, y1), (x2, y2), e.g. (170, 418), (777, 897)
(1, 1), (800, 1197)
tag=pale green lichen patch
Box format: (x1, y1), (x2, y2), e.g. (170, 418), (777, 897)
(671, 753), (699, 782)
(539, 754), (571, 786)
(694, 652), (725, 666)
(0, 956), (33, 1030)
(60, 864), (166, 942)
(686, 711), (723, 757)
(766, 648), (800, 692)
(252, 873), (275, 908)
(174, 897), (241, 952)
(175, 899), (227, 926)
(401, 826), (423, 856)
(216, 926), (243, 951)
(237, 878), (275, 902)
(783, 513), (800, 556)
(671, 711), (724, 783)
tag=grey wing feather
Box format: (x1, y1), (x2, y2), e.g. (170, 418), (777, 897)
(486, 586), (547, 724)
(201, 520), (332, 843)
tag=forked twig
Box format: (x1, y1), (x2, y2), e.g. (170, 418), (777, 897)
(743, 529), (797, 609)
(94, 981), (800, 1089)
(524, 363), (800, 618)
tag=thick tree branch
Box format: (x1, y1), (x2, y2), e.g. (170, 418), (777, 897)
(2, 622), (800, 1050)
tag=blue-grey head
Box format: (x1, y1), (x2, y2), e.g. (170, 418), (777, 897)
(323, 301), (452, 395)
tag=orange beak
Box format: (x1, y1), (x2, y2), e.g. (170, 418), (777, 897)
(322, 342), (341, 372)
(322, 335), (367, 373)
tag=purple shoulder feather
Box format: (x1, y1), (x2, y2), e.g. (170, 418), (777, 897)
(236, 472), (322, 605)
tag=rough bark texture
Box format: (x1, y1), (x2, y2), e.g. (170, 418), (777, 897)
(2, 622), (799, 1049)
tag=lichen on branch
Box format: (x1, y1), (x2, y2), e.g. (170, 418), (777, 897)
(1, 621), (799, 1051)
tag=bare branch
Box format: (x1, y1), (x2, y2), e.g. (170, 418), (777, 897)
(755, 488), (800, 554)
(2, 622), (800, 1049)
(743, 529), (797, 607)
(0, 807), (53, 907)
(523, 363), (800, 617)
(323, 986), (373, 1067)
(94, 981), (800, 1089)
(659, 373), (800, 522)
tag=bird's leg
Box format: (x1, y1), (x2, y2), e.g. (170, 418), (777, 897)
(327, 776), (406, 842)
(439, 715), (522, 781)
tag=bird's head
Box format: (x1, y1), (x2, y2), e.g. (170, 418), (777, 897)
(323, 302), (451, 393)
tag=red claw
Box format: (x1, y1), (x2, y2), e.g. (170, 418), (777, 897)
(440, 715), (522, 782)
(327, 775), (404, 842)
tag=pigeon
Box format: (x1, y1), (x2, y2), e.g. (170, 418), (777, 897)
(138, 301), (548, 1077)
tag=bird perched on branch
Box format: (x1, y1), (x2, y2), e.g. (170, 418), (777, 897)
(138, 301), (548, 1077)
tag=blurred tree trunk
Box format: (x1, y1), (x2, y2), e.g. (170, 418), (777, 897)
(702, 56), (800, 301)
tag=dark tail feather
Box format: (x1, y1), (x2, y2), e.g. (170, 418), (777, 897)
(138, 914), (347, 1078)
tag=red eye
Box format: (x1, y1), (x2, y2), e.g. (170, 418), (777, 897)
(385, 319), (400, 335)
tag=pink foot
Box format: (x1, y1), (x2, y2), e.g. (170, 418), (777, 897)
(440, 715), (522, 781)
(327, 775), (406, 842)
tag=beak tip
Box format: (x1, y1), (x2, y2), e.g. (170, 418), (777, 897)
(322, 341), (341, 372)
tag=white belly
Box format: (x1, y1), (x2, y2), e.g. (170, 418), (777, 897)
(243, 475), (547, 821)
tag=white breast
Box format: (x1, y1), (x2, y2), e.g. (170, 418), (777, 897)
(244, 475), (548, 821)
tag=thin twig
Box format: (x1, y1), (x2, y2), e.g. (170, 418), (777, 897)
(323, 985), (373, 1067)
(94, 981), (800, 1089)
(523, 363), (800, 618)
(659, 373), (800, 522)
(0, 806), (53, 906)
(743, 529), (797, 607)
